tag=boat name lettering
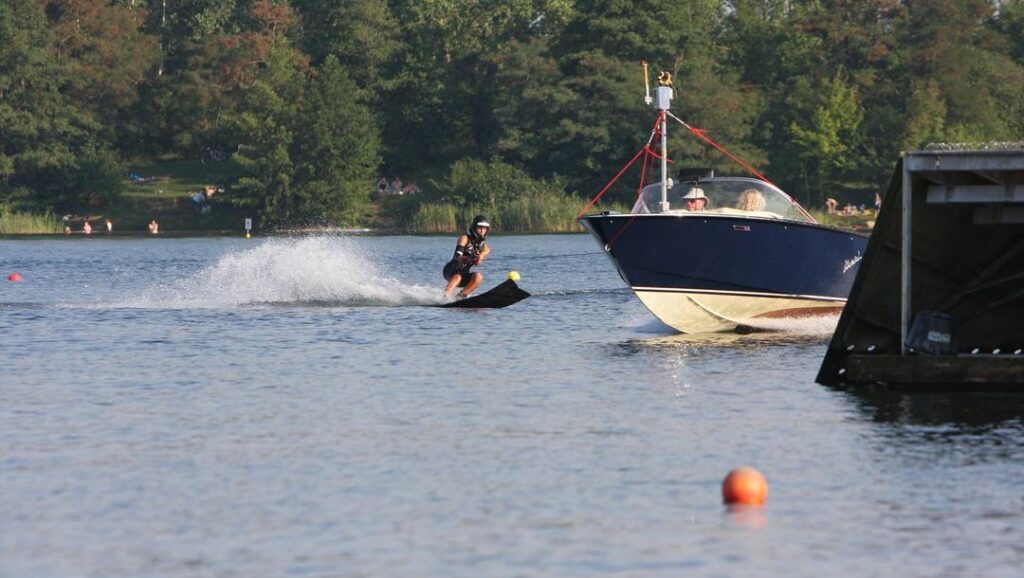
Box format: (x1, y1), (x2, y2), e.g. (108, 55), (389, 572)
(843, 253), (863, 274)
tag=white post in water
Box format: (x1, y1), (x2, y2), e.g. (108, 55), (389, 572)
(656, 80), (673, 212)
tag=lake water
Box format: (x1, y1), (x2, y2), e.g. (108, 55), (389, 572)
(2, 234), (1022, 577)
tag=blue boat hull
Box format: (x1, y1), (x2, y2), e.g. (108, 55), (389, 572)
(580, 213), (869, 332)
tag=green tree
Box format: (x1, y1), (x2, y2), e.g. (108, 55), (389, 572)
(434, 157), (553, 210)
(131, 0), (300, 158)
(722, 0), (809, 88)
(382, 0), (574, 175)
(227, 37), (305, 223)
(291, 0), (400, 92)
(292, 56), (381, 225)
(789, 68), (864, 205)
(994, 0), (1024, 65)
(47, 0), (160, 131)
(493, 1), (740, 199)
(901, 79), (948, 150)
(903, 0), (1022, 141)
(0, 0), (123, 212)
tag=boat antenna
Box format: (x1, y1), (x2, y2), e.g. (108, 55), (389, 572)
(655, 71), (674, 212)
(642, 61), (653, 105)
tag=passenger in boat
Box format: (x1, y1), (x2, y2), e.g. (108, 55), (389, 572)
(736, 189), (766, 212)
(681, 186), (707, 211)
(443, 215), (491, 298)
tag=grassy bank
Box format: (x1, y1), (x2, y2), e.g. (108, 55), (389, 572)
(13, 156), (877, 235)
(76, 158), (610, 234)
(111, 158), (248, 232)
(0, 211), (63, 234)
(400, 194), (630, 234)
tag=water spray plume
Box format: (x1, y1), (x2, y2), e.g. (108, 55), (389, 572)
(135, 237), (440, 308)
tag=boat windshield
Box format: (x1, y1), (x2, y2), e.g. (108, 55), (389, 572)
(630, 178), (814, 223)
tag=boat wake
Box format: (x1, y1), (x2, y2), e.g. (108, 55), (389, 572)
(738, 314), (841, 336)
(131, 237), (442, 308)
(629, 310), (841, 339)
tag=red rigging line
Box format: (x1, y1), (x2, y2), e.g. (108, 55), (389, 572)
(578, 110), (795, 248)
(574, 147), (646, 219)
(575, 112), (666, 219)
(579, 111), (777, 217)
(643, 144), (674, 162)
(637, 147), (650, 200)
(665, 111), (775, 186)
(667, 112), (812, 220)
(603, 140), (659, 249)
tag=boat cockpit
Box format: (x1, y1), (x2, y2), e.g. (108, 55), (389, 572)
(631, 177), (814, 223)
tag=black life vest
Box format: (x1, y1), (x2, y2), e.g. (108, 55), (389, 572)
(463, 237), (486, 263)
(451, 236), (486, 269)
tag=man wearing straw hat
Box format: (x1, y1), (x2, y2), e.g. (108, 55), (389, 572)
(681, 186), (708, 211)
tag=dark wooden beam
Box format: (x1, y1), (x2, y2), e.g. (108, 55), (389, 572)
(845, 354), (1024, 386)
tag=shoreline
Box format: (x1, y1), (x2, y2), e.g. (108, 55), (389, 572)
(0, 229), (597, 239)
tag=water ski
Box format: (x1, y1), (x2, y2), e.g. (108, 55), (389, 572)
(441, 279), (530, 309)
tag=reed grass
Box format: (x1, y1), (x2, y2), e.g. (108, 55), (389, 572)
(0, 211), (63, 234)
(407, 192), (628, 233)
(409, 203), (460, 233)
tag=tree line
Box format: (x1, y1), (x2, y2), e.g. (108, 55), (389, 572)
(2, 0), (1023, 226)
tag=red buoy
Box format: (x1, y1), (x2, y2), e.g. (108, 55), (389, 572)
(8, 273), (22, 282)
(722, 467), (768, 505)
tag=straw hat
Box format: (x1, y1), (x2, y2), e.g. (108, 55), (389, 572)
(681, 187), (707, 201)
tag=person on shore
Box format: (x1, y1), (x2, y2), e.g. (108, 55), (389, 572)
(148, 220), (159, 234)
(681, 186), (707, 211)
(105, 219), (113, 234)
(443, 215), (491, 298)
(82, 221), (92, 235)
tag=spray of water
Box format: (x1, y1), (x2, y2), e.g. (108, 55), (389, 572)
(740, 314), (841, 336)
(135, 237), (442, 308)
(630, 311), (841, 338)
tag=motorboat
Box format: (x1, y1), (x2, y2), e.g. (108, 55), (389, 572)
(578, 69), (868, 333)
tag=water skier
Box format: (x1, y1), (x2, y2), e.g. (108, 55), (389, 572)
(443, 215), (491, 298)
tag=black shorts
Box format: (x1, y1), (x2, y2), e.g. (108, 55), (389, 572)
(443, 262), (473, 286)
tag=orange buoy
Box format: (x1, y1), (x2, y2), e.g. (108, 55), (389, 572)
(8, 273), (22, 282)
(722, 466), (768, 505)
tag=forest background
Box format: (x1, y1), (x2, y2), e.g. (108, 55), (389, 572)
(2, 0), (1023, 233)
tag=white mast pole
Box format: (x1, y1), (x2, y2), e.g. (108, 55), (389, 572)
(655, 72), (674, 212)
(660, 112), (669, 211)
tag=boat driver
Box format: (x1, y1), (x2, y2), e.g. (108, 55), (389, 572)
(443, 214), (492, 298)
(681, 186), (707, 211)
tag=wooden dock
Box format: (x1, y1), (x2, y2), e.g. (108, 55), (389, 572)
(818, 145), (1024, 389)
